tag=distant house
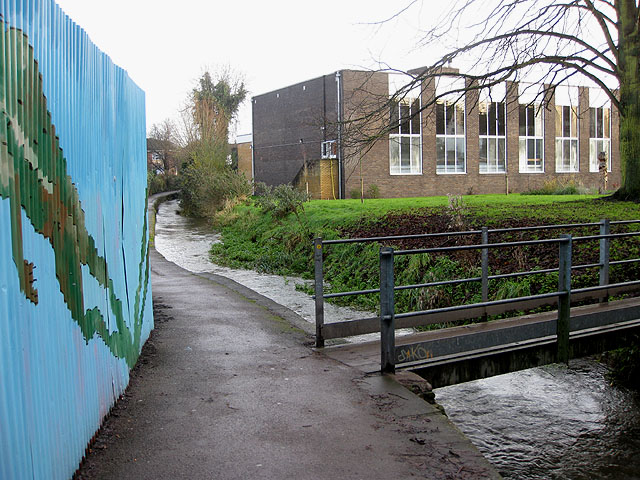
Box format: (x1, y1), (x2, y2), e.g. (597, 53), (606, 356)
(252, 68), (619, 199)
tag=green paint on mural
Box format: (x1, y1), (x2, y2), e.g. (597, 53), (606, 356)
(0, 22), (150, 368)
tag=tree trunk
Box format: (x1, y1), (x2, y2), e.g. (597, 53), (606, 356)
(615, 1), (640, 199)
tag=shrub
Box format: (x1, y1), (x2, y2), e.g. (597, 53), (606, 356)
(350, 188), (361, 199)
(254, 182), (310, 220)
(366, 184), (380, 199)
(523, 178), (594, 195)
(180, 162), (251, 219)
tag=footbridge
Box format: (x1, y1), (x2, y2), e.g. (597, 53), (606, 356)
(313, 220), (640, 387)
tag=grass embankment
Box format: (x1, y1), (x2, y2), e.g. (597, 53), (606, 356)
(211, 194), (640, 311)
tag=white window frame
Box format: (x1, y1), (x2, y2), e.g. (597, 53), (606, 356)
(479, 100), (507, 174)
(589, 106), (611, 173)
(436, 99), (466, 174)
(555, 104), (579, 173)
(519, 103), (544, 173)
(389, 97), (422, 175)
(321, 140), (337, 159)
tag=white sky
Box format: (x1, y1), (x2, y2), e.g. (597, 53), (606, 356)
(54, 0), (439, 138)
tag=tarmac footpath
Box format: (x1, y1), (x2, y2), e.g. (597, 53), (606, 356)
(75, 248), (502, 479)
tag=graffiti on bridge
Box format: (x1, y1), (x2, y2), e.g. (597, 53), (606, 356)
(397, 344), (433, 363)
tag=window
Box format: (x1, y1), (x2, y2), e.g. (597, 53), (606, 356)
(321, 140), (337, 159)
(479, 101), (506, 173)
(589, 107), (611, 172)
(389, 98), (422, 174)
(555, 105), (579, 172)
(436, 100), (465, 173)
(519, 104), (544, 172)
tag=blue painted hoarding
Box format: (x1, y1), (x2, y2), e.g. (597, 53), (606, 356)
(0, 1), (153, 478)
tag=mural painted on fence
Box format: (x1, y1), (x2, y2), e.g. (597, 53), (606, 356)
(0, 2), (152, 479)
(1, 20), (150, 366)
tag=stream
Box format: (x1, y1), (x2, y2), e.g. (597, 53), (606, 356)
(154, 198), (640, 479)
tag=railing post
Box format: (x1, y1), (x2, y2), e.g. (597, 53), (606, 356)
(380, 247), (395, 373)
(314, 238), (325, 348)
(599, 219), (610, 303)
(481, 226), (489, 321)
(557, 235), (572, 365)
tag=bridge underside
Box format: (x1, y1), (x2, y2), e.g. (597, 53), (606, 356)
(321, 297), (640, 388)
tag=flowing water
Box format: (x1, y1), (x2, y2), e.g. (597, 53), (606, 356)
(436, 360), (640, 479)
(155, 199), (640, 479)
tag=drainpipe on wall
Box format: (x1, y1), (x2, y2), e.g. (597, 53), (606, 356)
(336, 71), (343, 199)
(250, 142), (255, 194)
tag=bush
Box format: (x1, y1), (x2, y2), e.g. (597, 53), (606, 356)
(180, 162), (251, 218)
(366, 184), (380, 199)
(148, 172), (181, 195)
(350, 188), (361, 199)
(148, 171), (166, 195)
(254, 182), (310, 220)
(523, 178), (594, 195)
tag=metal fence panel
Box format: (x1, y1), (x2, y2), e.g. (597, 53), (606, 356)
(0, 1), (152, 478)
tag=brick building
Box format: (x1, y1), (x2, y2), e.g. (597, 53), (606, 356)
(232, 133), (253, 181)
(252, 68), (619, 199)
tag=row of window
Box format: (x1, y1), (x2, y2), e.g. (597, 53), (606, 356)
(388, 98), (612, 176)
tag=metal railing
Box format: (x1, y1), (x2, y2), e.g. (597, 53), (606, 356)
(313, 220), (640, 360)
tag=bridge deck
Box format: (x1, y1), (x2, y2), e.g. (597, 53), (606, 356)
(321, 296), (640, 378)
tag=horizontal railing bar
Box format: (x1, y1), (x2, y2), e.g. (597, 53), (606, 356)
(611, 220), (640, 226)
(395, 237), (565, 256)
(394, 276), (481, 291)
(572, 279), (640, 295)
(320, 220), (640, 249)
(572, 262), (601, 271)
(488, 268), (557, 281)
(394, 291), (562, 319)
(610, 258), (640, 266)
(322, 230), (482, 245)
(318, 258), (636, 300)
(323, 288), (380, 299)
(574, 231), (640, 242)
(487, 222), (600, 234)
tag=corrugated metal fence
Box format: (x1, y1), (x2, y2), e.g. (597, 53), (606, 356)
(0, 1), (153, 478)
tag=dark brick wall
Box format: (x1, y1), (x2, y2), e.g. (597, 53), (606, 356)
(252, 74), (338, 187)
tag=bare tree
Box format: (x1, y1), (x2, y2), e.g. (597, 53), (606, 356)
(350, 0), (640, 198)
(147, 119), (180, 175)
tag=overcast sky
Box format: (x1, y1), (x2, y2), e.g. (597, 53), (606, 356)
(55, 0), (440, 138)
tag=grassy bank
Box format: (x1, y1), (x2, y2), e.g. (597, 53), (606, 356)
(211, 194), (640, 309)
